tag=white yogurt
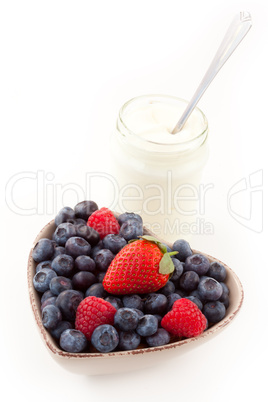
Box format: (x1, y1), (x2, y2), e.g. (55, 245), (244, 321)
(123, 101), (204, 145)
(109, 95), (209, 243)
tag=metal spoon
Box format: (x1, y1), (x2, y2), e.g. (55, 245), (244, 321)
(172, 11), (252, 134)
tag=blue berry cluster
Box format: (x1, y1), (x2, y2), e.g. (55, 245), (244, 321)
(32, 201), (230, 353)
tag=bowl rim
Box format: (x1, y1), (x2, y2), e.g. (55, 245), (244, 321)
(27, 219), (244, 359)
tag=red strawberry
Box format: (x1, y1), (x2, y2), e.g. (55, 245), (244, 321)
(161, 298), (207, 338)
(102, 236), (177, 295)
(87, 207), (120, 239)
(75, 296), (117, 341)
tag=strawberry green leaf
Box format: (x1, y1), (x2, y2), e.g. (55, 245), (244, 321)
(140, 235), (161, 243)
(140, 235), (169, 254)
(128, 239), (139, 244)
(159, 253), (175, 275)
(157, 243), (168, 254)
(168, 251), (179, 257)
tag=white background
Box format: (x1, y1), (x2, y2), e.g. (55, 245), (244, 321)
(1, 0), (267, 400)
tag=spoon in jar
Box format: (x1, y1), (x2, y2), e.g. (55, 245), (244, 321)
(171, 11), (252, 134)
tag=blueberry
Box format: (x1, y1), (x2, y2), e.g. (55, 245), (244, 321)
(197, 277), (223, 301)
(36, 260), (52, 273)
(203, 301), (226, 323)
(91, 324), (119, 353)
(220, 282), (229, 295)
(90, 241), (104, 258)
(75, 255), (96, 272)
(105, 296), (123, 310)
(60, 329), (87, 353)
(41, 289), (54, 304)
(199, 275), (209, 283)
(77, 290), (85, 299)
(144, 293), (168, 315)
(74, 200), (98, 221)
(185, 295), (203, 311)
(56, 290), (83, 321)
(133, 308), (144, 318)
(65, 236), (91, 258)
(50, 321), (73, 340)
(32, 238), (54, 263)
(75, 224), (100, 246)
(190, 289), (206, 304)
(118, 212), (143, 225)
(219, 291), (229, 309)
(52, 246), (66, 259)
(94, 249), (114, 272)
(42, 305), (62, 329)
(67, 218), (87, 226)
(169, 259), (184, 285)
(122, 294), (144, 311)
(49, 276), (73, 296)
(52, 223), (76, 246)
(157, 281), (175, 296)
(118, 330), (141, 351)
(184, 254), (210, 275)
(41, 296), (57, 311)
(153, 314), (162, 324)
(102, 234), (127, 254)
(219, 282), (230, 308)
(85, 283), (107, 298)
(51, 254), (74, 277)
(166, 293), (181, 311)
(33, 268), (57, 293)
(146, 328), (170, 347)
(114, 308), (139, 331)
(119, 219), (143, 241)
(72, 271), (97, 291)
(55, 207), (76, 226)
(179, 271), (199, 291)
(207, 261), (227, 282)
(136, 314), (158, 337)
(175, 289), (187, 298)
(172, 239), (192, 262)
(96, 272), (106, 283)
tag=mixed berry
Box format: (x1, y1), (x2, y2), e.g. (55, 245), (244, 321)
(32, 200), (230, 354)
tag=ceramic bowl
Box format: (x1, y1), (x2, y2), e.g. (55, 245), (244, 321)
(28, 220), (244, 376)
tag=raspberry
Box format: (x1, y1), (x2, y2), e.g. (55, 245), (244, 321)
(161, 298), (207, 338)
(87, 207), (120, 240)
(75, 296), (117, 341)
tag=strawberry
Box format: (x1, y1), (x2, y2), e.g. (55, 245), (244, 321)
(75, 296), (117, 341)
(102, 235), (177, 295)
(161, 298), (207, 338)
(86, 207), (120, 239)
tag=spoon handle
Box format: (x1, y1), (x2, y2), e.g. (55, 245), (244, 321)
(172, 12), (252, 134)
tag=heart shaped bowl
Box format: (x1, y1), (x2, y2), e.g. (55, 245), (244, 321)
(28, 220), (244, 376)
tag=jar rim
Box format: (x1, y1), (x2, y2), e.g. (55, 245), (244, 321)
(117, 94), (208, 153)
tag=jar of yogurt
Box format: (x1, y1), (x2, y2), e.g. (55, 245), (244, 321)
(109, 94), (209, 243)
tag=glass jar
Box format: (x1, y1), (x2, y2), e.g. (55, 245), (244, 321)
(109, 94), (209, 243)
